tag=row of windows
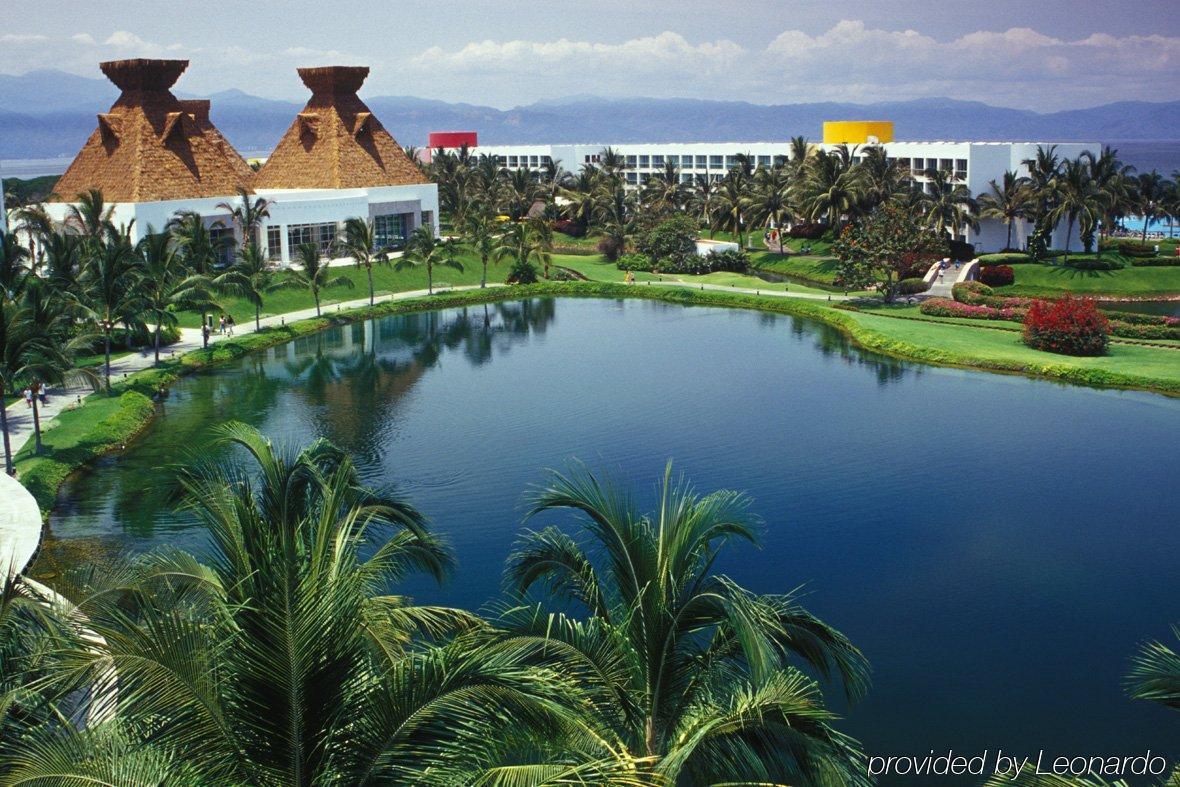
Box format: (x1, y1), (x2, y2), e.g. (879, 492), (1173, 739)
(496, 151), (968, 178)
(505, 154), (553, 168)
(262, 214), (419, 261)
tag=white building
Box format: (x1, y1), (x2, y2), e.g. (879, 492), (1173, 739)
(33, 59), (437, 265)
(476, 122), (1097, 253)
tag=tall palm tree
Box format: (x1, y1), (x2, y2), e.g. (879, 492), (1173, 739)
(799, 149), (860, 230)
(977, 171), (1032, 251)
(170, 212), (233, 348)
(1132, 170), (1172, 243)
(1083, 146), (1135, 242)
(64, 188), (116, 243)
(787, 135), (812, 179)
(398, 227), (464, 295)
(598, 146), (626, 177)
(339, 217), (390, 307)
(920, 168), (979, 240)
(710, 174), (752, 246)
(216, 186), (272, 250)
(9, 424), (603, 785)
(854, 146), (908, 212)
(1049, 157), (1106, 261)
(0, 230), (32, 298)
(137, 229), (216, 363)
(559, 167), (601, 234)
(503, 462), (871, 785)
(749, 164), (794, 244)
(233, 241), (288, 331)
(640, 160), (685, 216)
(464, 207), (499, 288)
(1022, 145), (1062, 253)
(291, 242), (353, 317)
(688, 176), (717, 227)
(503, 168), (542, 222)
(79, 239), (143, 394)
(0, 298), (58, 472)
(494, 220), (553, 280)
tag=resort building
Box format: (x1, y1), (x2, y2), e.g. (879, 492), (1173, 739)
(474, 121), (1098, 252)
(37, 59), (437, 264)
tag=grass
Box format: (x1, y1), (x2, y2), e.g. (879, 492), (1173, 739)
(748, 252), (844, 286)
(998, 263), (1180, 298)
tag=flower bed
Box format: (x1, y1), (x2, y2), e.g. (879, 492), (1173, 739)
(920, 298), (1025, 322)
(978, 265), (1015, 286)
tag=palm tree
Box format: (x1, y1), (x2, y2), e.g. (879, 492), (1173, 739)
(64, 188), (116, 243)
(710, 174), (752, 246)
(1132, 170), (1172, 243)
(598, 146), (626, 177)
(464, 208), (499, 288)
(233, 242), (287, 331)
(170, 212), (233, 347)
(339, 217), (390, 307)
(503, 462), (871, 785)
(1128, 625), (1180, 711)
(559, 167), (601, 234)
(920, 168), (979, 240)
(216, 186), (272, 250)
(977, 171), (1032, 251)
(291, 242), (353, 317)
(8, 424), (603, 784)
(799, 149), (860, 230)
(79, 239), (143, 394)
(787, 135), (812, 179)
(687, 176), (716, 227)
(1049, 157), (1106, 262)
(1, 230), (32, 298)
(855, 146), (909, 212)
(398, 227), (464, 295)
(749, 164), (793, 246)
(1084, 146), (1135, 242)
(137, 229), (216, 363)
(639, 160), (685, 216)
(0, 297), (61, 472)
(503, 168), (542, 222)
(1022, 145), (1062, 253)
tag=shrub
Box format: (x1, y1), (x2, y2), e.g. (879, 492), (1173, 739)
(699, 249), (749, 274)
(552, 218), (584, 238)
(597, 235), (625, 261)
(1065, 258), (1122, 271)
(615, 253), (653, 272)
(953, 281), (993, 302)
(635, 215), (697, 270)
(1023, 295), (1109, 356)
(978, 265), (1015, 287)
(1111, 240), (1157, 257)
(978, 252), (1031, 265)
(506, 259), (539, 284)
(920, 298), (1025, 322)
(948, 238), (976, 262)
(898, 277), (930, 295)
(1108, 321), (1180, 340)
(787, 222), (828, 239)
(1129, 256), (1180, 267)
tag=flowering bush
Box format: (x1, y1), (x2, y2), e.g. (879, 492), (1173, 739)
(1023, 295), (1109, 356)
(977, 265), (1015, 286)
(552, 218), (585, 237)
(1108, 321), (1180, 340)
(787, 223), (827, 239)
(920, 298), (1025, 322)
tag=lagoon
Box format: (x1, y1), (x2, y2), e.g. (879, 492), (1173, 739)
(42, 297), (1180, 779)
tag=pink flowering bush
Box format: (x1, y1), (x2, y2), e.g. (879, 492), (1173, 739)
(920, 298), (1025, 322)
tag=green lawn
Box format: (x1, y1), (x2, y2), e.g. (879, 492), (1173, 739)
(844, 310), (1180, 387)
(998, 263), (1180, 298)
(748, 252), (844, 286)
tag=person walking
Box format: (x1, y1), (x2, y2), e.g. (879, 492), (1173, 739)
(218, 315), (226, 334)
(23, 387), (33, 408)
(226, 315), (235, 337)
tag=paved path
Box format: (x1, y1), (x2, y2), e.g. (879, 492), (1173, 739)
(0, 471), (41, 578)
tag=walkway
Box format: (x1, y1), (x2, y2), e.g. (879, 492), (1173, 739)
(1, 471), (41, 578)
(926, 260), (978, 298)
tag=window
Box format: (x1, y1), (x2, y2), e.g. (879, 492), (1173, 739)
(626, 172), (637, 185)
(373, 213), (408, 249)
(940, 158), (953, 172)
(287, 222), (337, 258)
(626, 155), (637, 168)
(680, 173), (692, 183)
(897, 157), (911, 170)
(541, 156), (552, 165)
(508, 155), (519, 167)
(529, 155), (539, 167)
(757, 155), (771, 167)
(709, 155), (723, 168)
(421, 211), (434, 233)
(652, 155), (664, 167)
(697, 155), (708, 168)
(773, 155), (788, 166)
(639, 155), (650, 168)
(725, 155), (737, 167)
(266, 226), (282, 261)
(210, 226), (235, 266)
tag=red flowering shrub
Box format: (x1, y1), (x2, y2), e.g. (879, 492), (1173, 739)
(920, 298), (1025, 322)
(977, 265), (1015, 287)
(787, 222), (827, 239)
(1023, 295), (1109, 356)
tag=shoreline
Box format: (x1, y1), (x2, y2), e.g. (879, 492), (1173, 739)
(13, 281), (1180, 523)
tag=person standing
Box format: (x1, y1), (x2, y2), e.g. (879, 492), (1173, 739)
(23, 387), (33, 408)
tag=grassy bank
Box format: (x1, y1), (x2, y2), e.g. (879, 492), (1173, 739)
(15, 281), (1180, 514)
(998, 263), (1180, 298)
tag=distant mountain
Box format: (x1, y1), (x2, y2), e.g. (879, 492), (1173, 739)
(1, 69), (1178, 161)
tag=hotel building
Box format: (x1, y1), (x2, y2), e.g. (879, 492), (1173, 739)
(35, 59), (437, 264)
(475, 121), (1098, 252)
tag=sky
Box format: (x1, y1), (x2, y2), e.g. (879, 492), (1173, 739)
(1, 0), (1178, 110)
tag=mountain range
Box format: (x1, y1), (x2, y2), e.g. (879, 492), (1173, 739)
(2, 69), (1179, 161)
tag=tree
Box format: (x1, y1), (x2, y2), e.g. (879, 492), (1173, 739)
(1022, 145), (1062, 256)
(977, 171), (1032, 251)
(339, 217), (390, 307)
(1132, 171), (1173, 243)
(137, 229), (217, 363)
(79, 239), (144, 393)
(855, 146), (909, 212)
(1049, 157), (1106, 261)
(233, 242), (287, 331)
(291, 242), (353, 317)
(6, 424), (602, 784)
(493, 220), (549, 281)
(635, 214), (696, 270)
(170, 212), (233, 348)
(64, 188), (116, 243)
(748, 164), (794, 245)
(799, 148), (859, 230)
(920, 168), (979, 240)
(463, 208), (499, 288)
(399, 227), (464, 295)
(503, 462), (870, 785)
(216, 186), (272, 250)
(0, 297), (58, 472)
(833, 202), (949, 301)
(710, 175), (751, 247)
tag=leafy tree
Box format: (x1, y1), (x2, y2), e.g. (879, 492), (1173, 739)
(977, 171), (1032, 251)
(503, 462), (870, 785)
(137, 229), (217, 363)
(920, 168), (979, 240)
(398, 227), (464, 295)
(710, 175), (751, 246)
(170, 212), (234, 347)
(291, 242), (353, 317)
(79, 239), (144, 393)
(833, 202), (949, 301)
(233, 242), (288, 331)
(463, 208), (500, 288)
(635, 214), (696, 270)
(216, 186), (272, 250)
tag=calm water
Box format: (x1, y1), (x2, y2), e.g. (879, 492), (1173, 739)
(45, 298), (1180, 777)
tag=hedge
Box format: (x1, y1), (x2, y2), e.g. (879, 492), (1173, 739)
(1064, 258), (1123, 271)
(978, 253), (1032, 265)
(1130, 257), (1180, 267)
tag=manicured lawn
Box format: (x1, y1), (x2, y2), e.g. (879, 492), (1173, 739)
(553, 254), (662, 283)
(845, 310), (1180, 386)
(749, 252), (844, 286)
(998, 263), (1180, 298)
(552, 231), (601, 250)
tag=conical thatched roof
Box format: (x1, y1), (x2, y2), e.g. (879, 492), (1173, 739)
(50, 59), (255, 204)
(254, 66), (429, 190)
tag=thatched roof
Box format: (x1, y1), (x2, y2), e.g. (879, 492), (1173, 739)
(254, 66), (429, 190)
(51, 59), (255, 204)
